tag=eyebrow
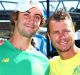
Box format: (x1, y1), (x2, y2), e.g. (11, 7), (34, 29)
(25, 11), (42, 18)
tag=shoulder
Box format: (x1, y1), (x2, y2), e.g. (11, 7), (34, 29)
(50, 56), (60, 61)
(30, 46), (48, 60)
(49, 56), (60, 64)
(0, 40), (7, 47)
(0, 40), (9, 53)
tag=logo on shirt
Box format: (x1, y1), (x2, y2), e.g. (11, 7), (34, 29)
(73, 65), (80, 75)
(1, 58), (10, 63)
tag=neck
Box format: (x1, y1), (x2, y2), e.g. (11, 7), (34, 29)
(9, 34), (32, 50)
(58, 46), (80, 60)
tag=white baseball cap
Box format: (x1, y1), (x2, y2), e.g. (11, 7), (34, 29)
(15, 0), (45, 18)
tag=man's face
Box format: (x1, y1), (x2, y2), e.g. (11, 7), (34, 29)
(15, 7), (42, 38)
(48, 20), (75, 53)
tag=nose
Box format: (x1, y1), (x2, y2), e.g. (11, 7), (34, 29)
(59, 32), (65, 40)
(29, 15), (34, 22)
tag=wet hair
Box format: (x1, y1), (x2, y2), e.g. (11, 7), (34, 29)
(10, 11), (19, 25)
(47, 9), (73, 33)
(9, 11), (19, 35)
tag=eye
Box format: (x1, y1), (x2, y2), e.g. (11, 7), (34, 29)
(53, 31), (59, 35)
(63, 30), (70, 33)
(34, 15), (41, 20)
(24, 13), (29, 17)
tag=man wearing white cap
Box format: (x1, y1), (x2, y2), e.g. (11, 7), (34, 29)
(0, 0), (50, 75)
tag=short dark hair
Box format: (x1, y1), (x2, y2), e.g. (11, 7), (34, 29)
(47, 9), (73, 33)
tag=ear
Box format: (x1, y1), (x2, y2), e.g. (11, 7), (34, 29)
(40, 18), (46, 27)
(11, 12), (17, 22)
(11, 12), (19, 26)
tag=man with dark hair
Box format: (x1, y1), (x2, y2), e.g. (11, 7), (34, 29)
(0, 0), (49, 75)
(47, 9), (80, 75)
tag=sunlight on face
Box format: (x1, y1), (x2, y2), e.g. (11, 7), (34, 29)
(15, 7), (42, 38)
(48, 20), (75, 53)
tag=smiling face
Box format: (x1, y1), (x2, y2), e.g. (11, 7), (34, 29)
(48, 19), (75, 53)
(14, 7), (42, 38)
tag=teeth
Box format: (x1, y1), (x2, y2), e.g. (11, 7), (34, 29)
(60, 42), (67, 45)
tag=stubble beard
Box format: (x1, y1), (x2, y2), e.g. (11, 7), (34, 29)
(55, 43), (73, 53)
